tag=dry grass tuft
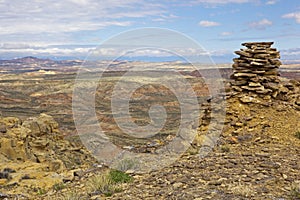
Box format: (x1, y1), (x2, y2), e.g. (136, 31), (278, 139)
(289, 181), (300, 199)
(228, 180), (253, 198)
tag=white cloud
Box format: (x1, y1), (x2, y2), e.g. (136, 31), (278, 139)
(0, 42), (210, 58)
(220, 32), (232, 36)
(280, 48), (300, 61)
(282, 12), (300, 23)
(248, 18), (273, 30)
(152, 14), (178, 22)
(209, 49), (232, 56)
(92, 47), (208, 57)
(281, 48), (300, 56)
(0, 43), (95, 57)
(0, 0), (165, 36)
(266, 0), (277, 5)
(199, 20), (220, 27)
(68, 0), (90, 5)
(0, 21), (132, 35)
(192, 0), (250, 4)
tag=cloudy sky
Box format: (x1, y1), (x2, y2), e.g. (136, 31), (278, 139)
(0, 0), (299, 62)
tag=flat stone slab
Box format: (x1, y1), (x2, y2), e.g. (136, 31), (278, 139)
(242, 42), (274, 48)
(241, 85), (265, 91)
(243, 57), (270, 63)
(249, 82), (262, 87)
(235, 50), (252, 58)
(269, 59), (282, 66)
(233, 72), (257, 78)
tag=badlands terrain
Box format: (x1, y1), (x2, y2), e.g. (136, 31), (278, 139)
(0, 56), (299, 199)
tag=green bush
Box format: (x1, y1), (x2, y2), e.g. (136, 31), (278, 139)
(36, 187), (46, 195)
(53, 182), (66, 191)
(109, 169), (133, 184)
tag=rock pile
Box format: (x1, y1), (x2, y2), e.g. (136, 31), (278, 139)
(231, 42), (282, 96)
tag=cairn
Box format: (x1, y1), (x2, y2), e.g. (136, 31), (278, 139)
(231, 42), (282, 97)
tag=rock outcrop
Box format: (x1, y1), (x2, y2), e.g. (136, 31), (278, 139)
(0, 113), (93, 169)
(0, 114), (97, 197)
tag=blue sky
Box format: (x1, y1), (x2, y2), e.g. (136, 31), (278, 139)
(0, 0), (299, 62)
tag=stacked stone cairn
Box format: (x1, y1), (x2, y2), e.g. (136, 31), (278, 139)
(231, 42), (282, 98)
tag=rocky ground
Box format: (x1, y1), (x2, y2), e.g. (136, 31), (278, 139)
(0, 78), (296, 199)
(0, 59), (299, 199)
(104, 78), (300, 200)
(108, 95), (300, 200)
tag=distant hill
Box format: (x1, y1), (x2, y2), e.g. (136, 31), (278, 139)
(12, 56), (52, 63)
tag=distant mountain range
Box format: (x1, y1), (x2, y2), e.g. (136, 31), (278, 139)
(0, 56), (299, 74)
(1, 55), (300, 65)
(0, 56), (83, 74)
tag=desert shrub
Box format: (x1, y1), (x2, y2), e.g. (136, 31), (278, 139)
(86, 169), (131, 197)
(35, 187), (47, 195)
(115, 158), (139, 172)
(56, 190), (85, 200)
(187, 147), (198, 155)
(53, 182), (66, 191)
(295, 131), (300, 140)
(228, 180), (252, 198)
(109, 169), (133, 184)
(220, 144), (230, 153)
(289, 181), (300, 199)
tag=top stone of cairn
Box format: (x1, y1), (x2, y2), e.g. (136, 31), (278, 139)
(242, 42), (274, 48)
